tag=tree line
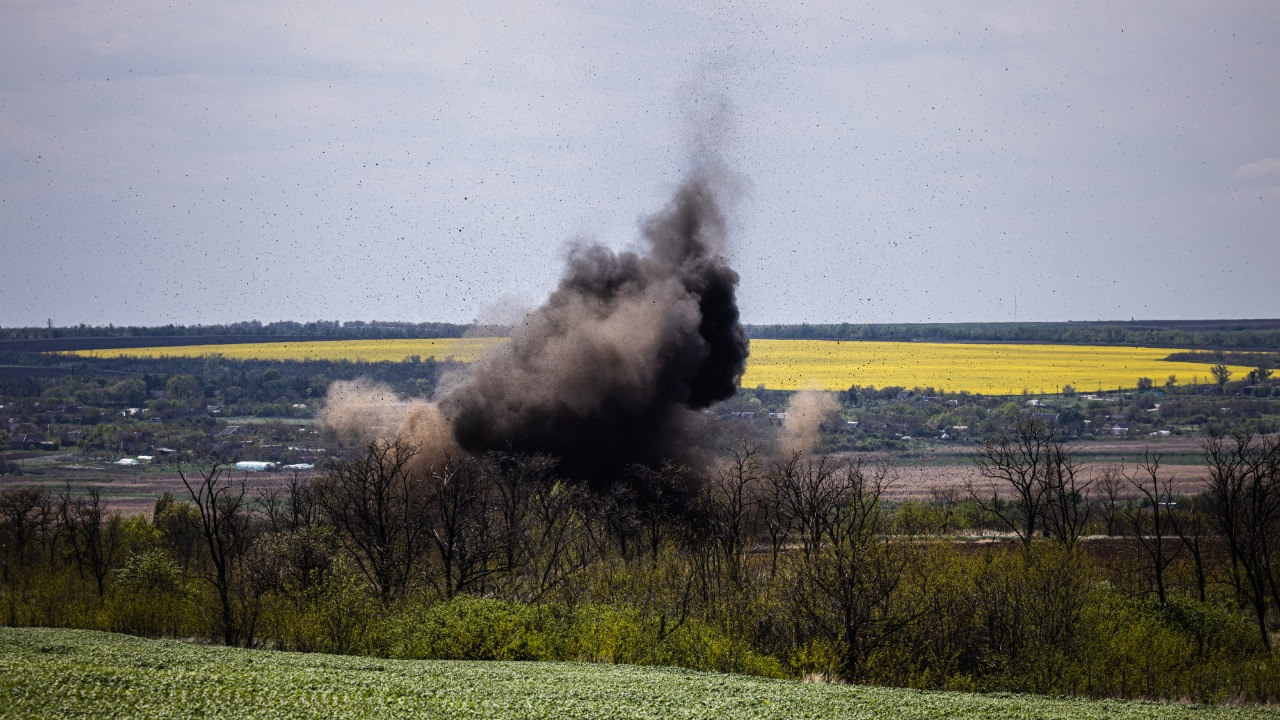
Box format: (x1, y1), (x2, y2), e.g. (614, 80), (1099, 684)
(748, 320), (1280, 350)
(3, 423), (1280, 701)
(6, 318), (1280, 349)
(0, 320), (476, 344)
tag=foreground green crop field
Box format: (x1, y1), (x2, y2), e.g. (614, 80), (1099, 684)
(1, 628), (1274, 720)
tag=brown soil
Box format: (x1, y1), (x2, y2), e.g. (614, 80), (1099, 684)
(2, 437), (1217, 514)
(880, 461), (1209, 501)
(0, 467), (319, 517)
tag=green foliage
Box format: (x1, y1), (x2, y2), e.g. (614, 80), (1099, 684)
(118, 516), (163, 556)
(1212, 364), (1233, 386)
(5, 626), (1276, 720)
(107, 377), (148, 406)
(114, 549), (184, 595)
(1079, 595), (1279, 702)
(386, 596), (785, 679)
(6, 443), (1280, 705)
(103, 550), (200, 638)
(164, 374), (202, 402)
(258, 559), (383, 655)
(0, 567), (103, 630)
(845, 542), (1280, 703)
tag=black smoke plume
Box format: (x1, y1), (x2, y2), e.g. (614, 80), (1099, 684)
(437, 166), (749, 490)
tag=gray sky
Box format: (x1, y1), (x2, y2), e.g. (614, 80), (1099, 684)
(2, 0), (1277, 327)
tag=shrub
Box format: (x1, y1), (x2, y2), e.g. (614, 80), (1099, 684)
(102, 550), (199, 638)
(385, 596), (785, 678)
(1078, 595), (1272, 702)
(258, 559), (383, 655)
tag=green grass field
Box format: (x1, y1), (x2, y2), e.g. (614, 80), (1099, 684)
(2, 627), (1274, 719)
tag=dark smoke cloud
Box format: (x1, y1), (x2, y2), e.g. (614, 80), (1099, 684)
(437, 165), (749, 488)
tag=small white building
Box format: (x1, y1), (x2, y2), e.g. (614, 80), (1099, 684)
(235, 461), (278, 472)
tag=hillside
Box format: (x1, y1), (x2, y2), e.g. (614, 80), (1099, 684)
(1, 627), (1273, 720)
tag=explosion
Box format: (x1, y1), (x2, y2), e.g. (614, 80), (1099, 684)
(325, 163), (749, 491)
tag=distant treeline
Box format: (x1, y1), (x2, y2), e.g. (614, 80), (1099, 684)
(1165, 351), (1280, 368)
(4, 318), (1280, 352)
(746, 319), (1280, 350)
(0, 320), (482, 348)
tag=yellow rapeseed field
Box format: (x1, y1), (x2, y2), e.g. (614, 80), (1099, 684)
(740, 340), (1252, 395)
(70, 338), (1251, 396)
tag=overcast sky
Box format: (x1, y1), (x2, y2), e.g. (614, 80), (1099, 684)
(1, 0), (1277, 327)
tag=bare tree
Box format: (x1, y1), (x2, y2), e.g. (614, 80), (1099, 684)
(285, 473), (320, 531)
(1093, 464), (1126, 537)
(487, 451), (554, 580)
(0, 487), (47, 583)
(591, 482), (640, 561)
(762, 451), (802, 577)
(1123, 454), (1181, 605)
(1169, 494), (1211, 603)
(928, 484), (962, 535)
(181, 460), (252, 645)
(1040, 441), (1092, 547)
(626, 460), (698, 565)
(775, 455), (927, 680)
(970, 414), (1071, 547)
(521, 475), (591, 603)
(258, 472), (318, 534)
(703, 445), (763, 586)
(424, 454), (497, 598)
(314, 439), (427, 603)
(59, 485), (123, 597)
(1203, 430), (1280, 649)
(478, 451), (590, 602)
(257, 485), (286, 534)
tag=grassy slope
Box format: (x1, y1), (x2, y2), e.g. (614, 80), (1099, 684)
(2, 628), (1275, 720)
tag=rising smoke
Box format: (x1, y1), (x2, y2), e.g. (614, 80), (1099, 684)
(439, 165), (749, 488)
(318, 379), (417, 444)
(780, 388), (840, 456)
(322, 162), (750, 492)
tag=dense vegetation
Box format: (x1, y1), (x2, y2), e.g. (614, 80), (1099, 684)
(4, 425), (1280, 703)
(7, 627), (1273, 720)
(729, 379), (1280, 453)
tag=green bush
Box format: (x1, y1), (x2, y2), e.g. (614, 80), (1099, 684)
(1, 567), (102, 630)
(258, 561), (386, 655)
(1078, 595), (1274, 702)
(102, 550), (200, 638)
(385, 596), (785, 678)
